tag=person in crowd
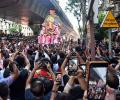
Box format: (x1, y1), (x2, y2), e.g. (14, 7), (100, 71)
(0, 49), (5, 70)
(105, 65), (119, 100)
(0, 82), (9, 100)
(115, 59), (120, 71)
(25, 62), (54, 100)
(50, 68), (87, 100)
(26, 48), (35, 70)
(0, 59), (19, 86)
(0, 34), (120, 100)
(9, 50), (30, 100)
(60, 51), (85, 86)
(33, 58), (55, 80)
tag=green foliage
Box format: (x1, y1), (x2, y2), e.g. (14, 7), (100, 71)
(29, 21), (41, 36)
(98, 11), (106, 24)
(66, 0), (81, 19)
(65, 0), (82, 31)
(32, 24), (40, 35)
(18, 24), (22, 33)
(66, 1), (108, 41)
(9, 23), (22, 33)
(95, 12), (108, 41)
(9, 27), (18, 33)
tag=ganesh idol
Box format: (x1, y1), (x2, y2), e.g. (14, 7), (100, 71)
(38, 9), (62, 45)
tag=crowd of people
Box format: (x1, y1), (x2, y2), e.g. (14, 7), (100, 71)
(0, 37), (120, 100)
(88, 81), (106, 99)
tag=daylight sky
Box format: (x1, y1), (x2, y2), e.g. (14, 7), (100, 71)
(58, 0), (79, 33)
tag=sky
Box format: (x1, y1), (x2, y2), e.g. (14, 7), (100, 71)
(58, 0), (79, 33)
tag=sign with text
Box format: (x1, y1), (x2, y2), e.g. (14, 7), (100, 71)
(101, 11), (119, 28)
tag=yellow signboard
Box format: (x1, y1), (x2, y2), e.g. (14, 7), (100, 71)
(101, 11), (119, 28)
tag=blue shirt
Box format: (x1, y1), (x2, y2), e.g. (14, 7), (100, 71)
(0, 69), (14, 86)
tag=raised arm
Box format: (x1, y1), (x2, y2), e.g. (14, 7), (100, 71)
(26, 63), (38, 89)
(115, 59), (120, 71)
(34, 50), (39, 62)
(76, 52), (85, 64)
(47, 63), (55, 80)
(61, 52), (71, 76)
(0, 61), (20, 86)
(61, 57), (68, 75)
(63, 76), (75, 93)
(10, 62), (20, 80)
(77, 69), (87, 90)
(22, 51), (30, 71)
(50, 81), (60, 100)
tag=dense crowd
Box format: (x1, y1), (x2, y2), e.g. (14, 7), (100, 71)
(0, 38), (120, 100)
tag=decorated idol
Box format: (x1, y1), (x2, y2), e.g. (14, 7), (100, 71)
(38, 9), (62, 45)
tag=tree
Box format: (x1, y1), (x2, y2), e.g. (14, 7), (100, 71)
(9, 23), (22, 33)
(95, 11), (108, 41)
(29, 21), (41, 36)
(18, 24), (22, 33)
(32, 24), (40, 35)
(9, 23), (18, 33)
(65, 0), (87, 41)
(65, 0), (83, 34)
(66, 0), (108, 41)
(98, 11), (106, 24)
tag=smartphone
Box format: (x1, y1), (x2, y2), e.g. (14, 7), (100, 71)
(87, 61), (108, 100)
(69, 58), (78, 66)
(79, 64), (86, 77)
(79, 64), (86, 72)
(72, 48), (76, 52)
(68, 58), (78, 76)
(17, 46), (23, 52)
(56, 72), (62, 85)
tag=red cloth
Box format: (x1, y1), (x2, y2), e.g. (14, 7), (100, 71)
(34, 69), (53, 80)
(57, 68), (61, 73)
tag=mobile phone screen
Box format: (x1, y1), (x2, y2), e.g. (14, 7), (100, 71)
(88, 63), (107, 99)
(79, 64), (86, 77)
(56, 73), (62, 79)
(56, 72), (62, 84)
(80, 64), (86, 72)
(69, 59), (77, 66)
(69, 59), (78, 69)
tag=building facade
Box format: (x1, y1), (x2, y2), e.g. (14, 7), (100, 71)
(0, 18), (33, 36)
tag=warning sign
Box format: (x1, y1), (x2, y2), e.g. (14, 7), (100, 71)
(101, 11), (119, 28)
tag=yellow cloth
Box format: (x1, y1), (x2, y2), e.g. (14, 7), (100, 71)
(46, 15), (55, 23)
